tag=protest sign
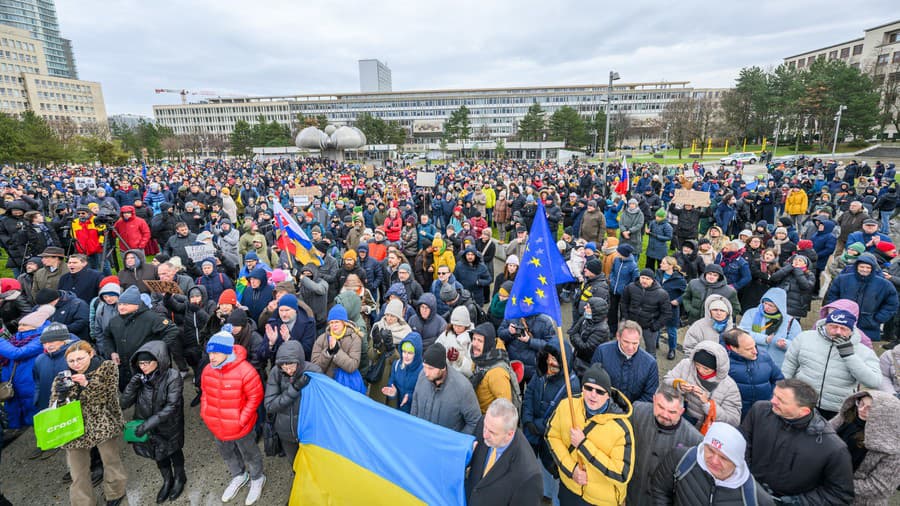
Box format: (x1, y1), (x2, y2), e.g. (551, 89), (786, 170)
(144, 280), (183, 295)
(673, 189), (711, 208)
(185, 244), (217, 263)
(415, 172), (436, 188)
(74, 177), (96, 191)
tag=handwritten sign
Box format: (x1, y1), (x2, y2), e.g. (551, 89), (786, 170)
(287, 186), (321, 198)
(673, 189), (711, 208)
(74, 177), (96, 191)
(144, 280), (183, 295)
(184, 244), (217, 263)
(365, 166), (375, 179)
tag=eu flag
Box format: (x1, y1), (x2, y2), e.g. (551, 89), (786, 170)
(504, 200), (576, 326)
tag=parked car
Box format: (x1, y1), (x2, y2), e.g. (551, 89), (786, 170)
(771, 154), (800, 167)
(720, 152), (758, 165)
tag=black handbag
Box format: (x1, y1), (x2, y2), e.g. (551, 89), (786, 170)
(0, 362), (18, 402)
(263, 417), (284, 457)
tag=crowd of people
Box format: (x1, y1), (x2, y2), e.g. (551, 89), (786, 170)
(0, 154), (897, 505)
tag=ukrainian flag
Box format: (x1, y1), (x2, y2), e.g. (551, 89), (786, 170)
(291, 373), (475, 506)
(273, 201), (322, 266)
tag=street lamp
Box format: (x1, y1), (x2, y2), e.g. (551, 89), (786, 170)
(773, 117), (782, 157)
(602, 70), (620, 165)
(832, 105), (847, 155)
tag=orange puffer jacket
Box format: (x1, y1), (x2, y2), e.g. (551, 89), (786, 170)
(200, 345), (264, 441)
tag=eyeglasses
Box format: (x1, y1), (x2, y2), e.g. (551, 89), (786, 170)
(137, 360), (156, 367)
(582, 385), (608, 395)
(66, 356), (89, 364)
(438, 271), (450, 276)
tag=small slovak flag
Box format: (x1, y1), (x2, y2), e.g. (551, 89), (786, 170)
(614, 157), (629, 195)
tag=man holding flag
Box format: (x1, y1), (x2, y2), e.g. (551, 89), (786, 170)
(272, 201), (322, 268)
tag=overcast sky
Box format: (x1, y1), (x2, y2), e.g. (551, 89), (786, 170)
(56, 0), (896, 117)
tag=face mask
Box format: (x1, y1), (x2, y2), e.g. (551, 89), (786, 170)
(584, 312), (593, 320)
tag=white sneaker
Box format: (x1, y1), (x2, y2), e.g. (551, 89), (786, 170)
(222, 472), (249, 503)
(244, 475), (266, 505)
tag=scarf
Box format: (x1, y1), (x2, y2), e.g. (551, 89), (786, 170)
(0, 325), (45, 367)
(469, 346), (509, 389)
(329, 326), (347, 341)
(751, 308), (782, 335)
(719, 249), (742, 267)
(585, 398), (610, 417)
(712, 319), (728, 333)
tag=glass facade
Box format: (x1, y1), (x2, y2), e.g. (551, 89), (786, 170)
(0, 0), (76, 78)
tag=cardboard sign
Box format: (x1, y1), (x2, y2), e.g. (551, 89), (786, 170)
(287, 186), (321, 198)
(74, 177), (96, 191)
(144, 280), (183, 295)
(673, 189), (711, 208)
(184, 244), (217, 263)
(416, 172), (436, 188)
(365, 166), (375, 179)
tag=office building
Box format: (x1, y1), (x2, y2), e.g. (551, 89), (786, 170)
(0, 25), (107, 131)
(783, 19), (900, 72)
(154, 81), (726, 146)
(359, 59), (392, 92)
(0, 0), (77, 78)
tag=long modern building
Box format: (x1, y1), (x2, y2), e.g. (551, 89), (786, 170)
(0, 24), (106, 131)
(154, 81), (726, 144)
(0, 0), (76, 78)
(783, 20), (899, 72)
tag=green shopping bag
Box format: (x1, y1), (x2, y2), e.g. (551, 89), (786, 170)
(34, 401), (85, 450)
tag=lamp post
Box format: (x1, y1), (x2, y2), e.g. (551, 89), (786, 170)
(832, 105), (846, 155)
(773, 117), (782, 157)
(602, 70), (620, 165)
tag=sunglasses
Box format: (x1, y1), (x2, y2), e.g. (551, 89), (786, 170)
(582, 385), (608, 395)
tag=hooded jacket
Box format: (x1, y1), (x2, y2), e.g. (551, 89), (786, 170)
(681, 264), (741, 324)
(609, 254), (639, 295)
(48, 290), (90, 341)
(782, 319), (882, 412)
(101, 304), (180, 369)
(568, 297), (611, 374)
(408, 292), (446, 349)
(546, 388), (635, 506)
(239, 267), (274, 323)
(385, 332), (423, 414)
(120, 341), (185, 461)
(200, 344), (264, 441)
(829, 391), (900, 506)
(114, 206), (151, 251)
(812, 219), (837, 271)
(522, 339), (580, 471)
(195, 260), (233, 305)
(824, 254), (899, 341)
(164, 285), (215, 353)
(683, 294), (735, 356)
(453, 247), (492, 306)
(737, 287), (800, 368)
(297, 263), (329, 323)
(646, 217), (673, 260)
(664, 340), (742, 428)
(264, 340), (323, 441)
(470, 323), (517, 413)
(117, 249), (158, 294)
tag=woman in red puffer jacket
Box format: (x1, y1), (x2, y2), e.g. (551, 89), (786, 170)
(383, 207), (403, 243)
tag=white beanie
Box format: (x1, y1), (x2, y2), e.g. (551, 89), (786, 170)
(506, 255), (519, 266)
(385, 299), (404, 320)
(696, 422), (750, 489)
(449, 306), (472, 327)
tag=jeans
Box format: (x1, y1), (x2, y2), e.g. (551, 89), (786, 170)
(215, 431), (264, 480)
(881, 210), (892, 234)
(665, 305), (680, 352)
(542, 464), (560, 506)
(642, 328), (660, 355)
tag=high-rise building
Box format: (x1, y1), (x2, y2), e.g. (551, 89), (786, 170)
(0, 0), (77, 78)
(359, 59), (392, 92)
(0, 25), (107, 132)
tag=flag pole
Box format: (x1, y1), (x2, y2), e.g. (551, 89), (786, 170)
(554, 324), (585, 472)
(273, 196), (297, 274)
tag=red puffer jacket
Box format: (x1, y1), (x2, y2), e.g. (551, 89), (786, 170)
(200, 345), (264, 441)
(113, 206), (151, 251)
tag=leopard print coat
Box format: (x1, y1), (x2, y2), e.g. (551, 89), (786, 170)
(50, 359), (125, 449)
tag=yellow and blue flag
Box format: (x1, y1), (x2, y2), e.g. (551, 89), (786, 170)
(504, 200), (576, 326)
(272, 201), (322, 266)
(291, 373), (475, 506)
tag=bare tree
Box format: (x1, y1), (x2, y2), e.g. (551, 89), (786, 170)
(161, 136), (180, 160)
(661, 97), (697, 159)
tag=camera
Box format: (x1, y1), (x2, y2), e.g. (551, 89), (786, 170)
(93, 211), (118, 226)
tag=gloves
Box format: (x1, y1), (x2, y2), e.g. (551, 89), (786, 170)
(291, 373), (310, 391)
(835, 338), (854, 358)
(525, 422), (540, 436)
(134, 423), (148, 438)
(447, 347), (460, 362)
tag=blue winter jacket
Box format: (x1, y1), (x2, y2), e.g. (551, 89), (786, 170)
(811, 220), (837, 271)
(609, 255), (639, 295)
(31, 336), (79, 410)
(715, 253), (751, 291)
(590, 340), (658, 403)
(727, 348), (784, 420)
(846, 230), (893, 254)
(604, 200), (624, 230)
(824, 254), (899, 340)
(386, 332), (423, 413)
(240, 267), (274, 323)
(714, 202), (736, 230)
(521, 340), (580, 446)
(0, 324), (48, 405)
(737, 287), (800, 367)
(498, 313), (555, 383)
(646, 219), (673, 260)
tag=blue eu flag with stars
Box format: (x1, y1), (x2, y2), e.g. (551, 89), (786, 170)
(504, 200), (576, 326)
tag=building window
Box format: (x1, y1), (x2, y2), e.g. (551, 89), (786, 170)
(829, 50), (838, 59)
(888, 31), (900, 44)
(894, 51), (900, 64)
(840, 47), (850, 58)
(787, 61), (796, 69)
(797, 59), (805, 68)
(877, 54), (889, 65)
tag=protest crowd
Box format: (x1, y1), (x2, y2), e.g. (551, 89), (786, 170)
(0, 154), (898, 505)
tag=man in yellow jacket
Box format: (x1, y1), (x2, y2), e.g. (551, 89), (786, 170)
(547, 363), (635, 505)
(784, 186), (808, 222)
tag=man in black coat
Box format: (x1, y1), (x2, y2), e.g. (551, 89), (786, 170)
(35, 288), (90, 342)
(739, 378), (854, 505)
(465, 398), (542, 506)
(620, 269), (671, 355)
(57, 254), (102, 305)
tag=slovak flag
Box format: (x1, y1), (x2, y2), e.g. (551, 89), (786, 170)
(614, 158), (629, 195)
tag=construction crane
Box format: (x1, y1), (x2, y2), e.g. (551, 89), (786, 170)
(154, 88), (246, 104)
